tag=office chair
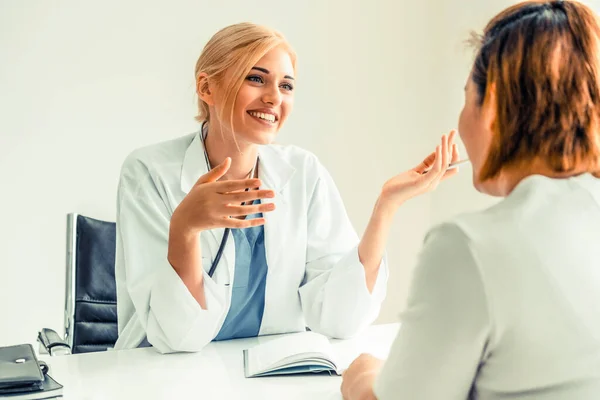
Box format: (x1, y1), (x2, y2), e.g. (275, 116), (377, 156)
(37, 213), (118, 355)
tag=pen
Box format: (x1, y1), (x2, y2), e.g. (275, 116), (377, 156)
(423, 158), (470, 173)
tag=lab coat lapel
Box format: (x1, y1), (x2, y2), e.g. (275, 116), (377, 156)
(258, 145), (295, 276)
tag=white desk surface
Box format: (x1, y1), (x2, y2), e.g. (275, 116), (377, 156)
(44, 323), (399, 400)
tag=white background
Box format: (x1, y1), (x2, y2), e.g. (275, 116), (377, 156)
(2, 0), (595, 346)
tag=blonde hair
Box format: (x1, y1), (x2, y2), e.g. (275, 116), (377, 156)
(194, 22), (296, 128)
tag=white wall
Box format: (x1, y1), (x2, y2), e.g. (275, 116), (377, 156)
(7, 0), (594, 347)
(0, 0), (441, 346)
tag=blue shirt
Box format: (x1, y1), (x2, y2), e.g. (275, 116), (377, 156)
(213, 207), (268, 341)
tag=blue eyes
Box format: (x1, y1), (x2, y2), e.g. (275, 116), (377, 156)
(246, 75), (294, 91)
(247, 75), (263, 83)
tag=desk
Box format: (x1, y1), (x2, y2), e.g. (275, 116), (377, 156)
(44, 323), (399, 400)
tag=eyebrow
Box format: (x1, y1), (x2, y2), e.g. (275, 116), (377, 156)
(252, 66), (295, 80)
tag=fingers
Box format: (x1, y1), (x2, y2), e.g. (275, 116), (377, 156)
(434, 135), (452, 182)
(224, 189), (275, 203)
(448, 129), (460, 163)
(422, 133), (461, 185)
(215, 178), (263, 193)
(223, 216), (267, 229)
(420, 135), (448, 187)
(416, 129), (458, 174)
(428, 134), (450, 187)
(448, 129), (457, 149)
(414, 151), (436, 173)
(442, 167), (459, 180)
(195, 157), (231, 186)
(441, 138), (461, 181)
(441, 133), (449, 170)
(226, 202), (276, 217)
(451, 142), (460, 163)
(428, 141), (443, 178)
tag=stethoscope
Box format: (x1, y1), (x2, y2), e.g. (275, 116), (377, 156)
(200, 121), (258, 277)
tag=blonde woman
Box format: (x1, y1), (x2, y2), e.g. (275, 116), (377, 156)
(114, 22), (459, 353)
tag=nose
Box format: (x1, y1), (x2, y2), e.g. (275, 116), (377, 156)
(261, 83), (282, 106)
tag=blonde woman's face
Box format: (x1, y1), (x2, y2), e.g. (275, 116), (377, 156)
(219, 45), (295, 145)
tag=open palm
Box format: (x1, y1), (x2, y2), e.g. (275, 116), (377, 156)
(382, 130), (460, 207)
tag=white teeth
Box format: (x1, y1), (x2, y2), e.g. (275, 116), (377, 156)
(250, 111), (275, 122)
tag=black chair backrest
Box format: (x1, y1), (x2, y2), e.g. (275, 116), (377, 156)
(72, 215), (117, 354)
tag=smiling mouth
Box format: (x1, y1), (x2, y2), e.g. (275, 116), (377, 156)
(247, 111), (277, 124)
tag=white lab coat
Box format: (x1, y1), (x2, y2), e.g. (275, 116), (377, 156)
(114, 131), (388, 353)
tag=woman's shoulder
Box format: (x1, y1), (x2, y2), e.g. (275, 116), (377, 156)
(431, 201), (517, 250)
(422, 201), (515, 259)
(426, 174), (600, 258)
(120, 132), (198, 177)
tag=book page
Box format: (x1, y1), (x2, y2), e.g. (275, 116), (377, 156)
(246, 331), (336, 375)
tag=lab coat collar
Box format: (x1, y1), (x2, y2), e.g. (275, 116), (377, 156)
(180, 132), (296, 197)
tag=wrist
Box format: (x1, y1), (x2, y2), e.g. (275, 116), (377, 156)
(170, 209), (202, 239)
(348, 371), (378, 400)
(373, 194), (399, 220)
(168, 214), (201, 266)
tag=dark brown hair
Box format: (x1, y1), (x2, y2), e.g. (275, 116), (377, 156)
(471, 0), (600, 180)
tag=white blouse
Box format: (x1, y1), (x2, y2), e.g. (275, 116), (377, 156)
(375, 173), (600, 399)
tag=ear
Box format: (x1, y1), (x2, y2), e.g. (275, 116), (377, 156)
(196, 72), (215, 106)
(482, 82), (497, 133)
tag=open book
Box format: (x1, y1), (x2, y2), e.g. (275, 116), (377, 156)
(243, 331), (341, 378)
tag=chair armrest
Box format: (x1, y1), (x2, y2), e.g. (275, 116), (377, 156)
(37, 328), (71, 356)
